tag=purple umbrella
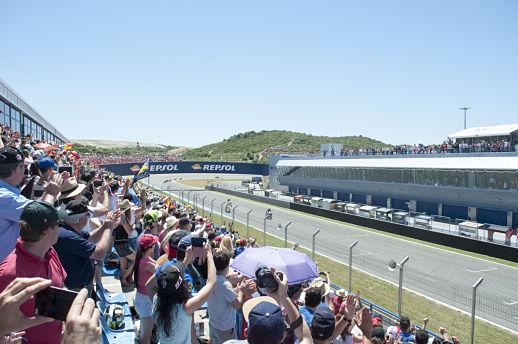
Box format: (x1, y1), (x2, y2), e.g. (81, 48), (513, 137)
(230, 246), (318, 285)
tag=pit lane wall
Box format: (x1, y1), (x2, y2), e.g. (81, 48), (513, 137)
(100, 161), (269, 176)
(207, 185), (518, 262)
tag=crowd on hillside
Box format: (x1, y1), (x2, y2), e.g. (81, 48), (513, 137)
(82, 152), (182, 165)
(0, 130), (462, 343)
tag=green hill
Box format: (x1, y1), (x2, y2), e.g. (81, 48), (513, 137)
(182, 130), (390, 163)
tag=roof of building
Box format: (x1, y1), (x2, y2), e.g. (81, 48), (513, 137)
(448, 124), (518, 139)
(276, 156), (518, 170)
(0, 78), (68, 141)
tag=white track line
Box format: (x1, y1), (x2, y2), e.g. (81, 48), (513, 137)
(148, 181), (518, 335)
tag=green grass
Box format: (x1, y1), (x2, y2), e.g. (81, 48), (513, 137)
(181, 130), (390, 163)
(144, 183), (518, 343)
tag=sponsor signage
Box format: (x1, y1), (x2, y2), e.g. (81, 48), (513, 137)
(100, 161), (269, 176)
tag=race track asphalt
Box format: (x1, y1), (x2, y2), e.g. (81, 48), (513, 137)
(147, 174), (518, 332)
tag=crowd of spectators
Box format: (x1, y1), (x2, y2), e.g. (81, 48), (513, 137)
(333, 139), (515, 157)
(0, 136), (461, 343)
(82, 153), (181, 165)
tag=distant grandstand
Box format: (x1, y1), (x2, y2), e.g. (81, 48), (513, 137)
(0, 78), (67, 143)
(271, 141), (518, 228)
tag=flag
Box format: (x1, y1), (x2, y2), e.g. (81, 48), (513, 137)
(133, 159), (151, 182)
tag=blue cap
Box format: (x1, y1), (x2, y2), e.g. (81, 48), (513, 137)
(38, 157), (56, 170)
(310, 304), (336, 340)
(244, 297), (285, 344)
(178, 235), (192, 248)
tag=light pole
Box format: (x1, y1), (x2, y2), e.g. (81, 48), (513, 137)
(388, 256), (410, 315)
(348, 241), (359, 292)
(201, 196), (207, 217)
(470, 277), (483, 344)
(277, 221), (292, 248)
(232, 205), (238, 226)
(311, 229), (320, 260)
(246, 210), (253, 239)
(459, 106), (471, 129)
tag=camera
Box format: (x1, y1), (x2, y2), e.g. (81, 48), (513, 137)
(255, 266), (281, 292)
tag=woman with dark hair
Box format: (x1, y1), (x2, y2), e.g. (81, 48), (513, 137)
(153, 242), (215, 344)
(133, 234), (158, 344)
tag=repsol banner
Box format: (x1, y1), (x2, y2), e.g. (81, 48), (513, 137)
(99, 161), (269, 176)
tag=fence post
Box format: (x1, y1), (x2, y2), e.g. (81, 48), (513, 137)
(470, 277), (483, 344)
(348, 240), (359, 292)
(246, 210), (253, 239)
(210, 199), (216, 220)
(284, 221), (292, 248)
(263, 215), (268, 246)
(187, 191), (192, 204)
(232, 205), (238, 226)
(220, 202), (224, 221)
(201, 196), (207, 217)
(312, 229), (320, 261)
(397, 256), (410, 315)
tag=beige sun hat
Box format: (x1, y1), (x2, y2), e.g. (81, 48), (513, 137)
(59, 177), (86, 199)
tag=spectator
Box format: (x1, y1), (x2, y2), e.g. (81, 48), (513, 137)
(0, 201), (67, 343)
(224, 270), (314, 344)
(0, 278), (101, 344)
(207, 250), (248, 344)
(114, 200), (137, 287)
(53, 199), (121, 295)
(140, 210), (162, 260)
(398, 316), (415, 342)
(415, 329), (429, 344)
(153, 242), (216, 344)
(299, 285), (323, 326)
(133, 234), (158, 344)
(0, 146), (63, 261)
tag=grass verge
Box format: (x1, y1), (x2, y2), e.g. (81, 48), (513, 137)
(146, 183), (518, 343)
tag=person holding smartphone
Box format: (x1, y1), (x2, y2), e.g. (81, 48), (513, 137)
(0, 201), (67, 343)
(153, 242), (216, 344)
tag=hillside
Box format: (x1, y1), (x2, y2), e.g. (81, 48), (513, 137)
(182, 130), (390, 163)
(73, 140), (182, 155)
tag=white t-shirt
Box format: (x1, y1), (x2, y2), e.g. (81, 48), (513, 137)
(207, 274), (237, 330)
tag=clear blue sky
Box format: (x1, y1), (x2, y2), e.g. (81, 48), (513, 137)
(1, 0), (517, 147)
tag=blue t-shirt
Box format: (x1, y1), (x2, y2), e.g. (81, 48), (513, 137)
(400, 331), (415, 343)
(155, 259), (194, 292)
(53, 224), (96, 288)
(299, 305), (315, 326)
(0, 179), (31, 262)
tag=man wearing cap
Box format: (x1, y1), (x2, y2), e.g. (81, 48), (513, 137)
(224, 270), (313, 344)
(33, 157), (56, 198)
(53, 198), (122, 295)
(0, 201), (67, 344)
(0, 146), (64, 262)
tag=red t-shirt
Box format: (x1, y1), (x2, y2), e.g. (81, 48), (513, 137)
(0, 240), (67, 344)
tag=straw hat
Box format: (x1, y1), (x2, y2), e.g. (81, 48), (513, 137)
(59, 177), (86, 199)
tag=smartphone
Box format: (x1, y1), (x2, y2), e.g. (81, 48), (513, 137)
(35, 286), (78, 321)
(93, 180), (103, 187)
(57, 165), (74, 175)
(191, 237), (207, 258)
(191, 237), (207, 247)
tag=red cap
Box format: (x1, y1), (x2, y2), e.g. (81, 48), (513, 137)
(215, 236), (222, 242)
(139, 234), (158, 250)
(372, 316), (382, 326)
